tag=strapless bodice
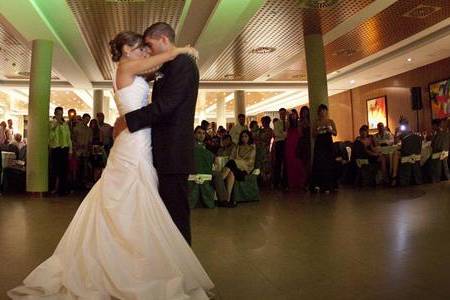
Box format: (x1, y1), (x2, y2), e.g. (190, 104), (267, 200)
(114, 76), (150, 116)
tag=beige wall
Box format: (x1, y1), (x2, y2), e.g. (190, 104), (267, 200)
(328, 90), (353, 142)
(328, 57), (450, 140)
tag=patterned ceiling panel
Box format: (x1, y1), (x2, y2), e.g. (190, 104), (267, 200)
(66, 0), (185, 80)
(0, 23), (62, 80)
(200, 0), (374, 81)
(273, 0), (450, 81)
(325, 0), (450, 73)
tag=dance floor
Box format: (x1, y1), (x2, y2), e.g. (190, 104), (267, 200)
(1, 183), (449, 299)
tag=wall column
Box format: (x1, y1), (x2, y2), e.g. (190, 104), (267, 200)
(93, 89), (104, 117)
(102, 96), (110, 123)
(304, 33), (329, 127)
(26, 39), (53, 193)
(216, 96), (226, 127)
(234, 90), (246, 123)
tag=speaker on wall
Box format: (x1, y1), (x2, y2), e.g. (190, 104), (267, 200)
(411, 86), (423, 110)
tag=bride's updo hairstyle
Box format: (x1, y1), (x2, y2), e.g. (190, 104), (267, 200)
(109, 31), (143, 62)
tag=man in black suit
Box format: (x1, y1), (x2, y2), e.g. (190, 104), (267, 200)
(114, 22), (198, 244)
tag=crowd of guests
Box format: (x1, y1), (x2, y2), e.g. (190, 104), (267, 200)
(192, 104), (450, 208)
(0, 118), (27, 159)
(48, 107), (113, 196)
(192, 104), (341, 208)
(2, 103), (448, 199)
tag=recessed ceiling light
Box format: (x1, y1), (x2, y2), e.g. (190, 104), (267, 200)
(251, 47), (276, 54)
(407, 58), (412, 62)
(350, 80), (355, 84)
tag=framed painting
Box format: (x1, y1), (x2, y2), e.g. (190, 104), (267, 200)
(429, 78), (450, 120)
(366, 96), (388, 130)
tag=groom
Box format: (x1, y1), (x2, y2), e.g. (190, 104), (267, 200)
(114, 22), (199, 244)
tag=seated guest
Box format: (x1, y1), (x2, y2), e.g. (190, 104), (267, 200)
(194, 126), (214, 163)
(217, 126), (227, 138)
(374, 122), (394, 146)
(428, 119), (450, 182)
(11, 133), (26, 151)
(190, 126), (215, 208)
(217, 134), (235, 157)
(391, 119), (422, 186)
(221, 130), (256, 207)
(356, 125), (387, 182)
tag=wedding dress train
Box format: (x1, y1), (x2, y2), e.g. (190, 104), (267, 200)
(7, 75), (214, 299)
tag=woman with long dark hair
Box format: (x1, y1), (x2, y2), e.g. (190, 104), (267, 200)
(221, 130), (256, 207)
(310, 104), (338, 193)
(285, 109), (307, 190)
(297, 106), (311, 188)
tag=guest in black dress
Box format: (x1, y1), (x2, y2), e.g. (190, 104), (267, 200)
(297, 106), (311, 188)
(310, 104), (338, 193)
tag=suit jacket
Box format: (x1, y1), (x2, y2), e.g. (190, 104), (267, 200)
(125, 54), (199, 175)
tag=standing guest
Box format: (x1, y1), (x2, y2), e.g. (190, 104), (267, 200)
(374, 122), (394, 146)
(229, 113), (247, 145)
(297, 106), (311, 189)
(97, 112), (113, 156)
(49, 107), (72, 195)
(67, 109), (78, 140)
(200, 120), (210, 134)
(209, 121), (218, 137)
(11, 133), (26, 151)
(90, 119), (102, 146)
(6, 119), (14, 144)
(258, 116), (274, 186)
(67, 108), (78, 193)
(73, 113), (93, 189)
(285, 109), (306, 190)
(250, 120), (262, 169)
(273, 108), (288, 190)
(310, 104), (338, 194)
(221, 130), (256, 207)
(0, 121), (7, 145)
(90, 119), (107, 182)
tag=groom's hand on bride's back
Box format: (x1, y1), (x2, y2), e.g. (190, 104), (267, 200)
(113, 116), (127, 139)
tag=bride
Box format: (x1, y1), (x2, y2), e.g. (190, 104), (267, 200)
(8, 31), (214, 299)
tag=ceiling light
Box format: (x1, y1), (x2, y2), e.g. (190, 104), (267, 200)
(350, 80), (355, 84)
(251, 47), (276, 54)
(407, 58), (412, 62)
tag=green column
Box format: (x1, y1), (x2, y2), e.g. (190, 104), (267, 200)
(27, 40), (53, 193)
(304, 33), (329, 127)
(234, 90), (246, 122)
(93, 89), (104, 117)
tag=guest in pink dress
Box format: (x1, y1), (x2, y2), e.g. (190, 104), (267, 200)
(285, 109), (307, 190)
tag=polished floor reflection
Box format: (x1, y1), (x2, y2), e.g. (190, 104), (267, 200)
(1, 183), (450, 299)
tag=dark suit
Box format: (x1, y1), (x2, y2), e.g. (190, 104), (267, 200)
(125, 54), (198, 244)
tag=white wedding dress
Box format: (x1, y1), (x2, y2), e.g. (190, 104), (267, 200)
(8, 75), (214, 300)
